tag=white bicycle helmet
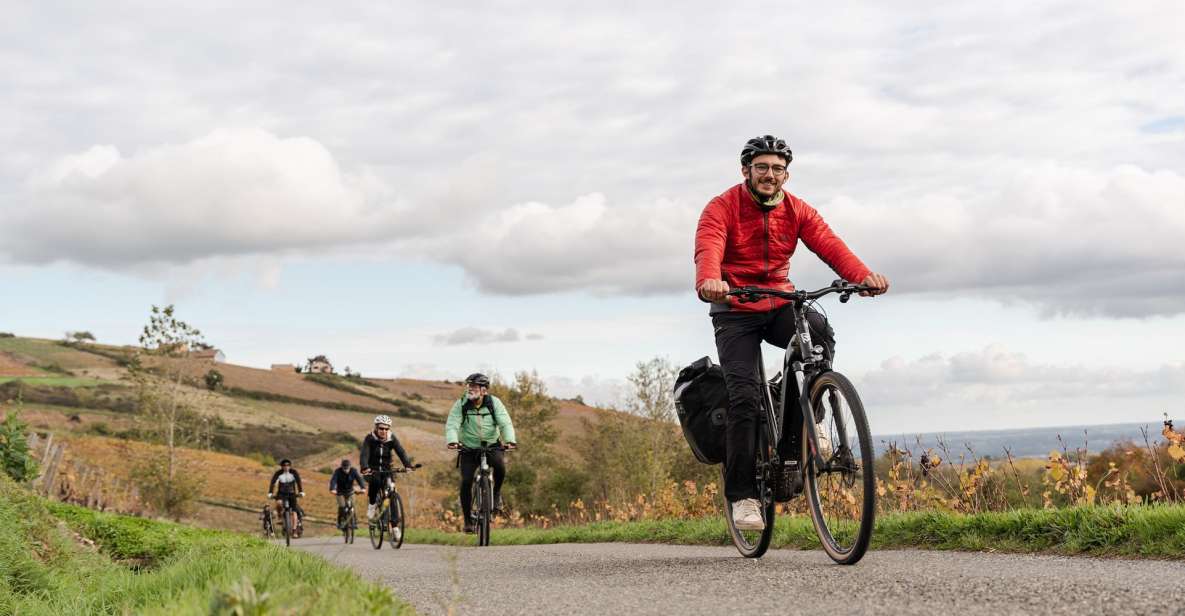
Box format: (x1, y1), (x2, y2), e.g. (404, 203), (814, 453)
(374, 414), (392, 426)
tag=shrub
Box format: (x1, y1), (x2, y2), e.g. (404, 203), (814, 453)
(0, 406), (39, 482)
(204, 368), (224, 391)
(0, 332), (14, 338)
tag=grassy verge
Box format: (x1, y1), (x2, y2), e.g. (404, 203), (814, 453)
(406, 505), (1185, 558)
(0, 476), (411, 614)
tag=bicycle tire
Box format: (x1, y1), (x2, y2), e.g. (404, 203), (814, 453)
(342, 506), (351, 544)
(390, 493), (406, 549)
(282, 507), (292, 547)
(369, 506), (386, 550)
(478, 477), (492, 547)
(723, 429), (775, 558)
(803, 371), (875, 565)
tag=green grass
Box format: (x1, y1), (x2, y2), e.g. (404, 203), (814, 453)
(0, 377), (105, 388)
(0, 475), (412, 614)
(406, 505), (1185, 558)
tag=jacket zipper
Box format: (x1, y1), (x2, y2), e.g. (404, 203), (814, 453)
(763, 210), (773, 310)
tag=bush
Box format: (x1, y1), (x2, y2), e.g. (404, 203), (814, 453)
(135, 457), (205, 521)
(0, 407), (38, 482)
(0, 332), (14, 338)
(204, 369), (224, 391)
(246, 451), (277, 468)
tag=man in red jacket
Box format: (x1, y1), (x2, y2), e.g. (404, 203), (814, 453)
(694, 135), (889, 531)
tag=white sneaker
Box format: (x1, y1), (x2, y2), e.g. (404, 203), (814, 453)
(392, 527), (402, 542)
(366, 504), (376, 521)
(731, 498), (764, 531)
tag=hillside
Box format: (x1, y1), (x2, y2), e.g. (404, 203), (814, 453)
(0, 335), (609, 531)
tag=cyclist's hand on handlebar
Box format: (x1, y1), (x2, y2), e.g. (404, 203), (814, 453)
(697, 279), (730, 303)
(859, 272), (890, 297)
(361, 468), (372, 476)
(447, 442), (460, 450)
(411, 463), (423, 469)
(505, 442), (518, 450)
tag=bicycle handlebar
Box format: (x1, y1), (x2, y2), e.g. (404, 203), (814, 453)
(367, 464), (421, 475)
(457, 444), (513, 454)
(726, 279), (875, 304)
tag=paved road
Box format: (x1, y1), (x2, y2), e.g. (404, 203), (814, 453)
(297, 538), (1185, 615)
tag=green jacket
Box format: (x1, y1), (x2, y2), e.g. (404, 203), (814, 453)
(445, 394), (516, 448)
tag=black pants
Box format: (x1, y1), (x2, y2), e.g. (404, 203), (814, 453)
(459, 450), (505, 521)
(367, 473), (401, 523)
(712, 304), (835, 502)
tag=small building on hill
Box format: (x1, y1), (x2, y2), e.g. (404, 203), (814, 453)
(192, 348), (226, 363)
(306, 355), (334, 374)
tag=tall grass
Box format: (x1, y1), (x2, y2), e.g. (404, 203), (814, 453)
(0, 475), (410, 615)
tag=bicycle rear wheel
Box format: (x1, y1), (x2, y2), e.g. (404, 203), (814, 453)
(369, 506), (386, 550)
(389, 493), (406, 549)
(803, 371), (875, 565)
(722, 429), (775, 558)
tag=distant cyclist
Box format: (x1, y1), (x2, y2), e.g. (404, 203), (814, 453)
(360, 415), (415, 527)
(445, 373), (517, 533)
(267, 459), (305, 536)
(329, 458), (366, 529)
(695, 135), (889, 531)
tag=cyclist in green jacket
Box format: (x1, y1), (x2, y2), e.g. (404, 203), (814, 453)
(445, 373), (517, 533)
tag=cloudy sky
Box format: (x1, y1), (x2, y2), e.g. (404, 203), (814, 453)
(2, 2), (1183, 433)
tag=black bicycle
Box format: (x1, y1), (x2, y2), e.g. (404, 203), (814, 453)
(367, 465), (420, 550)
(260, 504), (275, 539)
(459, 443), (510, 547)
(721, 280), (878, 565)
(275, 493), (303, 547)
(336, 488), (364, 544)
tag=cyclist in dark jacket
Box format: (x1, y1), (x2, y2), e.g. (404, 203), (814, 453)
(360, 414), (414, 522)
(267, 459), (305, 535)
(329, 458), (366, 529)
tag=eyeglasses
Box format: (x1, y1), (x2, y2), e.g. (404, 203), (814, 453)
(375, 426), (390, 431)
(749, 163), (787, 176)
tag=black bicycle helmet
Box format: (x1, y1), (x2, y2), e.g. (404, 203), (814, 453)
(465, 372), (491, 387)
(280, 459), (292, 466)
(740, 135), (793, 166)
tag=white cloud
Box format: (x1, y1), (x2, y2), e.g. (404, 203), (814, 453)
(860, 345), (1185, 407)
(2, 128), (404, 267)
(433, 327), (537, 346)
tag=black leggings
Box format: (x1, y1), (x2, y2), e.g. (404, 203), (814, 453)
(459, 450), (505, 521)
(712, 303), (835, 502)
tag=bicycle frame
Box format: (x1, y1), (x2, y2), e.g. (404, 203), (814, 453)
(737, 281), (869, 477)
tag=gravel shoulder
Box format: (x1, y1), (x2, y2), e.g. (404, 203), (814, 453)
(297, 538), (1185, 615)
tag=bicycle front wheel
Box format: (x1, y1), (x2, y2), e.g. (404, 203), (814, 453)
(282, 509), (292, 547)
(390, 494), (406, 549)
(722, 428), (775, 558)
(346, 508), (356, 544)
(803, 371), (875, 565)
(478, 478), (492, 547)
(369, 506), (386, 550)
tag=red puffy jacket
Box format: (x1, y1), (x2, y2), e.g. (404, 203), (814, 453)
(694, 184), (871, 313)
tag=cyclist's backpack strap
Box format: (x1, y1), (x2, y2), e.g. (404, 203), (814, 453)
(460, 395), (498, 425)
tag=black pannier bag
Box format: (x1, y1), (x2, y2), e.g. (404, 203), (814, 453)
(674, 356), (729, 464)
